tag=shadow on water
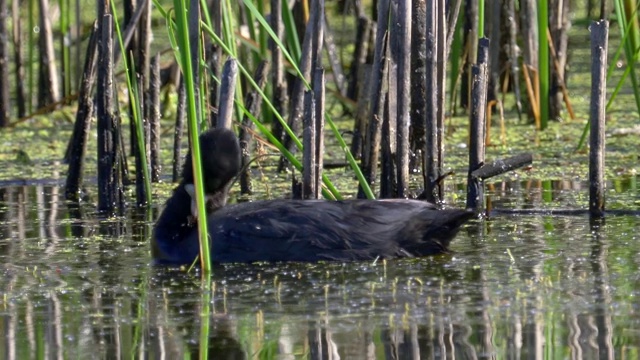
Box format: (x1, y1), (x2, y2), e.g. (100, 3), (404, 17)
(0, 179), (639, 359)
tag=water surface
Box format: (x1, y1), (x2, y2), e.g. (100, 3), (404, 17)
(0, 180), (639, 359)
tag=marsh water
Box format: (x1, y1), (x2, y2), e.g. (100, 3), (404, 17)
(1, 177), (639, 359)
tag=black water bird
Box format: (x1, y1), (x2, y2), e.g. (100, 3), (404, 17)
(152, 128), (474, 264)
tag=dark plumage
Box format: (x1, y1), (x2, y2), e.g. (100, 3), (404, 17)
(152, 128), (474, 265)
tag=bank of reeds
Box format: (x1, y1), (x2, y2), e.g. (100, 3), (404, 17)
(1, 1), (640, 264)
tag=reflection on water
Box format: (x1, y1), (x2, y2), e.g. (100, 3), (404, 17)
(0, 179), (639, 359)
